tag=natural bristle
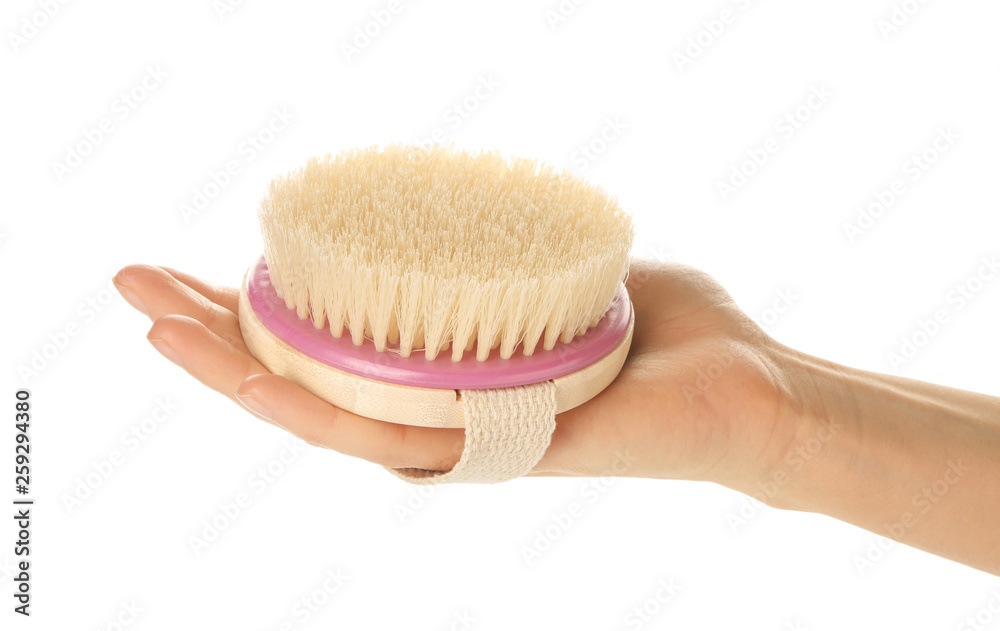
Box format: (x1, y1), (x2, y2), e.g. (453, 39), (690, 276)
(259, 145), (633, 361)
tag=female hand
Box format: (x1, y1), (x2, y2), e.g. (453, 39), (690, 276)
(111, 260), (799, 495)
(113, 261), (1000, 573)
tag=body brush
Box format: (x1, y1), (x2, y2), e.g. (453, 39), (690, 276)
(238, 145), (634, 484)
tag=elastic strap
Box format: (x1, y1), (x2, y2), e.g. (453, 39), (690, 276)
(386, 381), (557, 484)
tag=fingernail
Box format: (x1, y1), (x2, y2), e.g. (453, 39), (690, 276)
(148, 337), (183, 369)
(236, 392), (273, 423)
(113, 278), (149, 317)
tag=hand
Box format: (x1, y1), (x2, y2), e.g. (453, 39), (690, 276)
(114, 262), (1000, 574)
(112, 261), (800, 493)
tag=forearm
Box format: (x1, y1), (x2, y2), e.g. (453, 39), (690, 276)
(768, 344), (1000, 574)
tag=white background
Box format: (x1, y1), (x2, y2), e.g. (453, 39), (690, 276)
(3, 0), (1000, 629)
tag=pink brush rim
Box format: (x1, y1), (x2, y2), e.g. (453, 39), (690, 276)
(246, 255), (631, 390)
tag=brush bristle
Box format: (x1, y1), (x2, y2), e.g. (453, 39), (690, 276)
(259, 144), (633, 361)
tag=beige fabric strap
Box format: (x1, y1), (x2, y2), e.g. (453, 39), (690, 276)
(386, 381), (557, 484)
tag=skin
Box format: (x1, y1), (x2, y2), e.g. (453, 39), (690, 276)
(113, 260), (1000, 575)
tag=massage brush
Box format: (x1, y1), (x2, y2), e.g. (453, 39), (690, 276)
(238, 145), (634, 484)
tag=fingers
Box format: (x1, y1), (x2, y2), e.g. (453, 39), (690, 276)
(146, 300), (465, 473)
(147, 314), (267, 400)
(115, 264), (565, 475)
(115, 264), (246, 350)
(118, 264), (467, 474)
(236, 373), (466, 471)
(159, 266), (240, 314)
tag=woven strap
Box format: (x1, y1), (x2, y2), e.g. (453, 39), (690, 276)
(386, 381), (557, 484)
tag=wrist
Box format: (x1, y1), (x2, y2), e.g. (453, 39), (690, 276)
(753, 342), (1000, 574)
(746, 343), (867, 513)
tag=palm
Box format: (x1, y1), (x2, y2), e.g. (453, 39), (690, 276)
(541, 260), (789, 486)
